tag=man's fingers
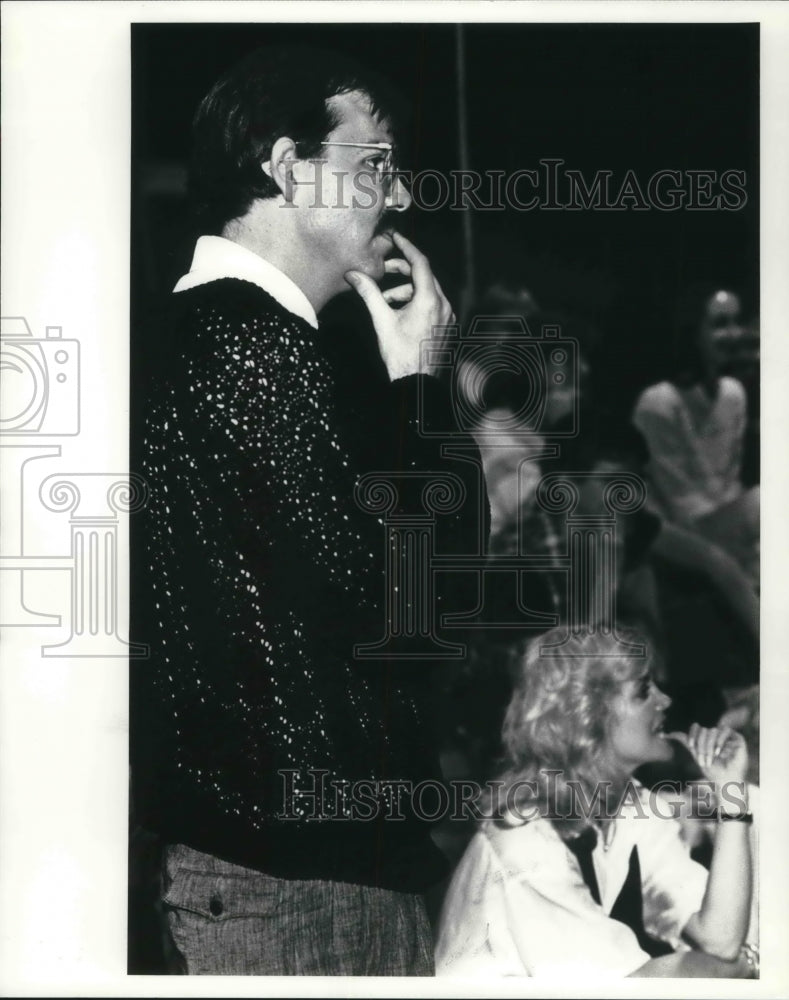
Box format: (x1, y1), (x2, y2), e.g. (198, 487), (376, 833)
(382, 283), (415, 305)
(392, 233), (455, 323)
(432, 271), (449, 300)
(391, 231), (433, 291)
(390, 233), (457, 325)
(384, 258), (411, 277)
(345, 270), (390, 324)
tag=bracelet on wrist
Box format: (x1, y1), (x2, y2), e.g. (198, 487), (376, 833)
(717, 808), (754, 824)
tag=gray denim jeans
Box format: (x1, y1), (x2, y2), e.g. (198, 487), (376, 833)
(162, 843), (434, 975)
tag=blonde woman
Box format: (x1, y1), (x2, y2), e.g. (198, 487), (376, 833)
(436, 629), (757, 979)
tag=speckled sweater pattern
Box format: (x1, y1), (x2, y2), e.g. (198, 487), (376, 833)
(132, 279), (482, 889)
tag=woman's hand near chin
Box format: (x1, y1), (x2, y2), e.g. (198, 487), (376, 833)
(669, 724), (748, 786)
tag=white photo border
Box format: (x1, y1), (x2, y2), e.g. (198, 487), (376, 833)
(1, 2), (787, 997)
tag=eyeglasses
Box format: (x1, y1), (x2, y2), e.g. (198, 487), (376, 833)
(298, 141), (398, 195)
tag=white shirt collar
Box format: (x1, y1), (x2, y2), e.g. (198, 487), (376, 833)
(173, 235), (318, 330)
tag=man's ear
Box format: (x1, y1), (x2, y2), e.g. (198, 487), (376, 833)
(263, 136), (302, 199)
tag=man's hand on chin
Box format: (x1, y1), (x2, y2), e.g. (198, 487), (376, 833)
(345, 232), (456, 381)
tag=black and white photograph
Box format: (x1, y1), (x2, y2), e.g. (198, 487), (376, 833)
(2, 2), (788, 996)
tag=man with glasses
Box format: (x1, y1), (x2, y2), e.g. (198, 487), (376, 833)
(132, 45), (481, 975)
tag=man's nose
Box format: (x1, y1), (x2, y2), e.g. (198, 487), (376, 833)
(385, 174), (412, 213)
(656, 688), (672, 711)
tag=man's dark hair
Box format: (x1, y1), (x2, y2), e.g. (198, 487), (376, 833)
(190, 45), (405, 234)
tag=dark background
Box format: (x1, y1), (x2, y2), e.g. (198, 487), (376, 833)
(132, 21), (758, 412)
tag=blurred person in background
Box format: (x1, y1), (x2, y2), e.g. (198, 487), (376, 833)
(441, 282), (758, 789)
(723, 314), (760, 489)
(632, 286), (759, 734)
(633, 287), (759, 588)
(452, 285), (591, 549)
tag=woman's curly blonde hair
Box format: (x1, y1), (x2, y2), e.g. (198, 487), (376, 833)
(488, 626), (654, 839)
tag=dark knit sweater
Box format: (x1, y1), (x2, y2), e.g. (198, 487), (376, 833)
(131, 278), (485, 891)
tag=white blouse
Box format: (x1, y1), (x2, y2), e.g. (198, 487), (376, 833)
(435, 786), (709, 979)
(632, 377), (746, 525)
